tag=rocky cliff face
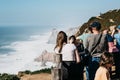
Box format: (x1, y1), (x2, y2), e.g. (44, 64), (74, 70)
(34, 50), (55, 62)
(47, 28), (58, 44)
(76, 9), (120, 36)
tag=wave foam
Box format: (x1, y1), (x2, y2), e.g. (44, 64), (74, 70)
(0, 32), (55, 74)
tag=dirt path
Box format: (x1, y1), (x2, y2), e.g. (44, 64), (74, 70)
(20, 73), (51, 80)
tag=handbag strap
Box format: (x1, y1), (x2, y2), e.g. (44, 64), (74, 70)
(90, 33), (102, 56)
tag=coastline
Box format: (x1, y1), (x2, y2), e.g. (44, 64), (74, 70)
(0, 30), (55, 74)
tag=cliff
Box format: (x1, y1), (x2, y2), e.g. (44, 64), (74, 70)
(76, 9), (120, 36)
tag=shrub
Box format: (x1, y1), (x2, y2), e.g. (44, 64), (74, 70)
(31, 68), (51, 74)
(0, 73), (20, 80)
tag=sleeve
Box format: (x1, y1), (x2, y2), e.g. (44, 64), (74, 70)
(54, 49), (58, 54)
(54, 47), (59, 54)
(72, 44), (76, 50)
(114, 34), (117, 39)
(79, 34), (84, 40)
(84, 36), (89, 49)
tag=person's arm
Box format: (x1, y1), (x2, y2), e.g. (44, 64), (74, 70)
(75, 49), (80, 63)
(114, 39), (117, 45)
(113, 34), (117, 45)
(111, 29), (116, 37)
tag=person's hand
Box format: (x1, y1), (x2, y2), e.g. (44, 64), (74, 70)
(112, 29), (115, 33)
(76, 58), (80, 64)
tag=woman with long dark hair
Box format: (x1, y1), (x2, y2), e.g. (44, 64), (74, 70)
(54, 31), (67, 53)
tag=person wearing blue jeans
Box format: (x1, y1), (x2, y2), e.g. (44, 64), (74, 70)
(88, 57), (100, 80)
(85, 21), (108, 80)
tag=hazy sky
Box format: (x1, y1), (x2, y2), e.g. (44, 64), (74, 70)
(0, 0), (120, 28)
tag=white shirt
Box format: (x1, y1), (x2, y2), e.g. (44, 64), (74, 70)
(54, 47), (60, 54)
(61, 43), (76, 61)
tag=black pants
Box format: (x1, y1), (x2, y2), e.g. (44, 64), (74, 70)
(62, 61), (84, 80)
(112, 52), (120, 78)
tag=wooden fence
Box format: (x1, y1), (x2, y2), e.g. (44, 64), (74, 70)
(51, 54), (62, 80)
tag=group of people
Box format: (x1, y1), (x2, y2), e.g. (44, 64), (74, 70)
(54, 21), (120, 80)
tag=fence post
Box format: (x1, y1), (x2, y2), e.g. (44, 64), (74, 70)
(51, 54), (62, 80)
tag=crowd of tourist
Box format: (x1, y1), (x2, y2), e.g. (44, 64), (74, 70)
(54, 21), (120, 80)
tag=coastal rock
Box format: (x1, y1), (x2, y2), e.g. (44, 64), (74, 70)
(47, 28), (58, 44)
(66, 27), (79, 37)
(34, 50), (55, 62)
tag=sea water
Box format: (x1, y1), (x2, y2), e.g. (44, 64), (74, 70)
(0, 26), (56, 74)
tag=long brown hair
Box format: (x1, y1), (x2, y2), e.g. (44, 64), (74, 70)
(54, 31), (67, 53)
(100, 52), (113, 67)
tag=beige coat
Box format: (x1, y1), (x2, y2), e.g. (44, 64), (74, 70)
(94, 66), (110, 80)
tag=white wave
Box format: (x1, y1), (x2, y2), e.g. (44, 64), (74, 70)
(0, 32), (55, 74)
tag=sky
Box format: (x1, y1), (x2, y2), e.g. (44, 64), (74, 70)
(0, 0), (120, 28)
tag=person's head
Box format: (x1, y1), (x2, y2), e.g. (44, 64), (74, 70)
(89, 21), (101, 33)
(55, 31), (67, 53)
(100, 52), (114, 68)
(69, 35), (76, 44)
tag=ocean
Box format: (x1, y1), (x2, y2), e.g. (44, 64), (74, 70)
(0, 26), (56, 74)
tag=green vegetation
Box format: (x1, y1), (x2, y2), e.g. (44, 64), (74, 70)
(24, 68), (51, 74)
(20, 68), (51, 75)
(76, 9), (120, 36)
(0, 73), (20, 80)
(31, 68), (51, 74)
